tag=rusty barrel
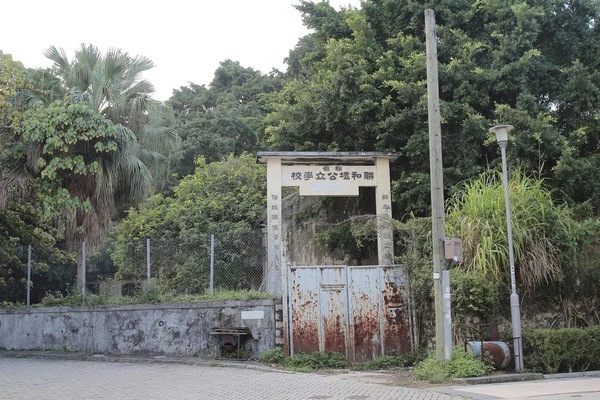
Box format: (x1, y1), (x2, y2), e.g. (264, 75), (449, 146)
(466, 341), (511, 369)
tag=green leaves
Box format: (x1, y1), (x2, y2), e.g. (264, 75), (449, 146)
(111, 154), (266, 291)
(169, 61), (282, 177)
(446, 170), (574, 287)
(16, 100), (119, 218)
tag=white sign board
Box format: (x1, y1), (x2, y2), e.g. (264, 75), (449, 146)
(281, 165), (378, 196)
(241, 310), (265, 320)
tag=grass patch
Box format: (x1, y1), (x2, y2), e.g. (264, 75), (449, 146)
(33, 289), (273, 308)
(414, 347), (492, 383)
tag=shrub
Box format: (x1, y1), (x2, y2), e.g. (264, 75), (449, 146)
(415, 347), (489, 383)
(414, 356), (451, 383)
(523, 326), (600, 373)
(31, 289), (273, 308)
(259, 348), (285, 364)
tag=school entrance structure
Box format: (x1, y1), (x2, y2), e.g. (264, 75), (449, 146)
(257, 152), (412, 362)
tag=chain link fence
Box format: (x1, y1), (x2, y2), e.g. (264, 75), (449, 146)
(115, 231), (267, 295)
(1, 230), (267, 306)
(0, 245), (76, 306)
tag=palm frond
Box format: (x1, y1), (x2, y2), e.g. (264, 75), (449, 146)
(44, 46), (71, 78)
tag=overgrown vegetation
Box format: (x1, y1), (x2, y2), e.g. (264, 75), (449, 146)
(447, 171), (573, 286)
(111, 153), (266, 294)
(351, 350), (427, 371)
(259, 349), (347, 372)
(523, 326), (600, 374)
(25, 289), (273, 308)
(414, 348), (492, 383)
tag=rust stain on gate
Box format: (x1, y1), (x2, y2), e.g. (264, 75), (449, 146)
(321, 290), (347, 353)
(381, 269), (411, 354)
(290, 267), (320, 355)
(349, 267), (382, 362)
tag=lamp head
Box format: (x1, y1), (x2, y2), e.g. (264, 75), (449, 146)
(489, 125), (514, 148)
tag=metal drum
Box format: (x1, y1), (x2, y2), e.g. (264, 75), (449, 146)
(466, 341), (511, 369)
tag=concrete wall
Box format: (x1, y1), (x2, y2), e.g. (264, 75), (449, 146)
(282, 195), (348, 266)
(0, 299), (281, 358)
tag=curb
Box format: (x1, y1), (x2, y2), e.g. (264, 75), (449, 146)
(544, 370), (600, 379)
(0, 350), (284, 373)
(453, 373), (543, 385)
(451, 369), (600, 386)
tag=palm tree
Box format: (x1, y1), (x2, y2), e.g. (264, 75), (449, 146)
(1, 45), (180, 283)
(41, 44), (181, 190)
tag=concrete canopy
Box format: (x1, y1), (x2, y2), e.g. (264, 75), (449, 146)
(257, 151), (401, 165)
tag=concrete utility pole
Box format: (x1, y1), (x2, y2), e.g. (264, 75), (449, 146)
(425, 8), (447, 362)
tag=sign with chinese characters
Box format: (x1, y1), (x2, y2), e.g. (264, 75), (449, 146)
(281, 165), (378, 196)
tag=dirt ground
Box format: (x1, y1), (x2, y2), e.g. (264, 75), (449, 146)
(313, 367), (451, 390)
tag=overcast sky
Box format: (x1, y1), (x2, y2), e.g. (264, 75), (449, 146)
(2, 0), (361, 101)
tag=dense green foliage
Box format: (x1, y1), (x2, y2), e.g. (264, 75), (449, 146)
(0, 51), (26, 149)
(263, 0), (600, 217)
(415, 347), (491, 383)
(169, 60), (281, 177)
(446, 171), (574, 287)
(0, 45), (180, 292)
(0, 202), (74, 304)
(111, 153), (266, 293)
(523, 326), (600, 373)
(2, 0), (600, 327)
(259, 348), (286, 364)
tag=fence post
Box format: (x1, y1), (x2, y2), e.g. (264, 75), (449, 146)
(147, 238), (151, 290)
(81, 242), (86, 302)
(210, 234), (215, 296)
(27, 245), (32, 307)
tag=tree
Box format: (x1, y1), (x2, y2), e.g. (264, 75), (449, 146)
(263, 0), (600, 216)
(2, 100), (152, 281)
(0, 202), (74, 304)
(111, 153), (266, 292)
(169, 60), (282, 177)
(38, 44), (181, 191)
(0, 51), (26, 158)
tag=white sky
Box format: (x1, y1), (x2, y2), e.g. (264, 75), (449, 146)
(1, 0), (361, 101)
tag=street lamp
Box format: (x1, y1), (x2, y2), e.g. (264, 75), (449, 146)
(490, 124), (524, 372)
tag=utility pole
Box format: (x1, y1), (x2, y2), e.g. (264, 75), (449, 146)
(425, 8), (447, 362)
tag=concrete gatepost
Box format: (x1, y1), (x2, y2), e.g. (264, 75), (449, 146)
(266, 158), (283, 296)
(375, 157), (394, 266)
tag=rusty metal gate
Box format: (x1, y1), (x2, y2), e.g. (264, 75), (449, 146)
(287, 265), (411, 362)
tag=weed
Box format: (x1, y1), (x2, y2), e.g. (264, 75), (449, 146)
(259, 349), (347, 371)
(32, 289), (274, 308)
(415, 347), (489, 383)
(351, 349), (427, 371)
(259, 348), (285, 364)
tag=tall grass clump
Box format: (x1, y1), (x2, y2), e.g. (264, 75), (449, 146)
(446, 170), (574, 287)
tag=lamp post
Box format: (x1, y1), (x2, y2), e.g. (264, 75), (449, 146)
(490, 124), (524, 372)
